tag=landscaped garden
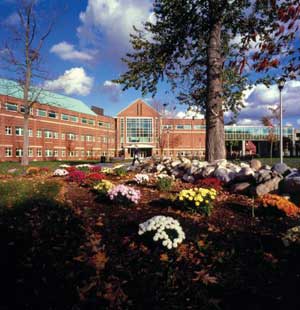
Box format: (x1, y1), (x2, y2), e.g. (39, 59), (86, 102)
(1, 158), (300, 309)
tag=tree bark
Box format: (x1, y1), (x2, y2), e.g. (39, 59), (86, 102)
(205, 20), (226, 162)
(21, 112), (29, 166)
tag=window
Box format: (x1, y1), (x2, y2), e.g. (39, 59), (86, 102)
(81, 118), (87, 124)
(68, 151), (75, 157)
(61, 133), (65, 140)
(28, 148), (33, 157)
(5, 126), (12, 135)
(70, 115), (78, 122)
(61, 150), (65, 157)
(61, 114), (69, 121)
(67, 133), (76, 140)
(45, 149), (53, 157)
(37, 130), (42, 138)
(81, 135), (85, 142)
(126, 118), (153, 143)
(16, 148), (23, 157)
(15, 127), (23, 136)
(44, 130), (53, 138)
(53, 132), (59, 139)
(98, 121), (104, 127)
(28, 129), (33, 137)
(88, 119), (95, 126)
(81, 150), (85, 157)
(54, 150), (59, 157)
(37, 109), (47, 117)
(5, 148), (12, 157)
(163, 125), (173, 129)
(5, 103), (18, 112)
(48, 111), (57, 118)
(86, 135), (93, 142)
(20, 106), (33, 114)
(37, 149), (42, 157)
(103, 136), (107, 143)
(194, 125), (205, 130)
(86, 150), (92, 157)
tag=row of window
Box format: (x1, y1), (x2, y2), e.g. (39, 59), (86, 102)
(3, 126), (114, 142)
(4, 102), (112, 128)
(4, 148), (114, 158)
(162, 124), (206, 130)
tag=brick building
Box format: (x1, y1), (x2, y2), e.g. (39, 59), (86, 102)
(0, 80), (206, 162)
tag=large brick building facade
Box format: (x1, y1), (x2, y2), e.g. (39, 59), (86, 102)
(0, 80), (206, 162)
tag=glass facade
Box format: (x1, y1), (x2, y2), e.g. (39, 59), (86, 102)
(126, 118), (153, 143)
(225, 126), (294, 141)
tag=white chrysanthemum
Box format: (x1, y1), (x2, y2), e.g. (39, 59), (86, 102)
(53, 168), (69, 176)
(138, 215), (185, 249)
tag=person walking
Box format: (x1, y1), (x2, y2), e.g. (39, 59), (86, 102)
(132, 145), (141, 166)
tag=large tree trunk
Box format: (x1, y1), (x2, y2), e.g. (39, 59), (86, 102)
(21, 112), (29, 166)
(205, 20), (226, 162)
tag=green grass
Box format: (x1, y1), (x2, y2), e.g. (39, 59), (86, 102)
(0, 179), (62, 209)
(258, 157), (300, 168)
(0, 160), (99, 175)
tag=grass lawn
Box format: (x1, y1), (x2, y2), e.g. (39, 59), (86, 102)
(258, 157), (300, 168)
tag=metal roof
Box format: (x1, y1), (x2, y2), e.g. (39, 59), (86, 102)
(0, 78), (96, 116)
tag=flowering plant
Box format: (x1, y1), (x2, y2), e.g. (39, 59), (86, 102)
(258, 194), (300, 217)
(26, 167), (40, 175)
(177, 187), (217, 216)
(66, 166), (77, 173)
(93, 180), (114, 197)
(114, 166), (127, 177)
(67, 170), (86, 184)
(53, 168), (69, 176)
(134, 173), (150, 185)
(196, 177), (223, 191)
(156, 174), (173, 191)
(102, 167), (114, 175)
(108, 184), (140, 205)
(282, 226), (300, 247)
(39, 167), (49, 174)
(90, 165), (101, 173)
(138, 215), (185, 249)
(76, 164), (93, 172)
(84, 172), (106, 186)
(59, 164), (70, 168)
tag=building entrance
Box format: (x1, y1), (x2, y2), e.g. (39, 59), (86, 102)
(129, 147), (152, 158)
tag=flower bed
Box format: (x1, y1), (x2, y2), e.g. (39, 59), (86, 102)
(138, 215), (185, 249)
(177, 187), (217, 216)
(134, 173), (149, 185)
(108, 184), (140, 205)
(67, 170), (86, 184)
(93, 180), (114, 197)
(195, 177), (223, 191)
(53, 168), (69, 177)
(258, 194), (300, 217)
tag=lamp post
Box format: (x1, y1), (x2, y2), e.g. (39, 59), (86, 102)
(277, 78), (285, 164)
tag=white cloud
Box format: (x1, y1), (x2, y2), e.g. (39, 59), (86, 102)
(176, 110), (204, 119)
(50, 41), (96, 61)
(237, 118), (261, 126)
(297, 119), (300, 125)
(3, 12), (19, 26)
(101, 80), (121, 102)
(44, 67), (94, 96)
(77, 0), (152, 57)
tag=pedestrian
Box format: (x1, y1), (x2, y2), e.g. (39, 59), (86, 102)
(132, 145), (141, 166)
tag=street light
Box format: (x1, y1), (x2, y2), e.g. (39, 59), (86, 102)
(277, 77), (285, 164)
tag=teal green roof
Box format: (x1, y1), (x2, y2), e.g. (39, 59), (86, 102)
(0, 78), (96, 116)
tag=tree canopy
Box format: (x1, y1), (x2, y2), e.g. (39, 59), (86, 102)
(115, 0), (300, 161)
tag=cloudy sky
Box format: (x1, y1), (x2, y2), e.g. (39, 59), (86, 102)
(0, 0), (299, 127)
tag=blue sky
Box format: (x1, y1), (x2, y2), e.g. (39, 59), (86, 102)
(0, 0), (300, 127)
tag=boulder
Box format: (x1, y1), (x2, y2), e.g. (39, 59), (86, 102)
(202, 166), (215, 178)
(214, 167), (231, 183)
(230, 182), (251, 194)
(182, 174), (195, 183)
(182, 158), (192, 169)
(250, 159), (262, 170)
(235, 167), (255, 182)
(272, 162), (290, 175)
(156, 164), (166, 173)
(240, 162), (250, 168)
(7, 168), (17, 174)
(282, 171), (300, 194)
(250, 176), (282, 196)
(212, 159), (227, 167)
(171, 160), (181, 168)
(255, 169), (273, 184)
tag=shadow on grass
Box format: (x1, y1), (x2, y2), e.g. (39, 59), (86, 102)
(0, 198), (93, 309)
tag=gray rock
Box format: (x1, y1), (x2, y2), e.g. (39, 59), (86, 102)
(230, 182), (251, 194)
(182, 174), (195, 183)
(182, 158), (192, 169)
(240, 162), (250, 168)
(250, 159), (262, 170)
(212, 159), (227, 167)
(272, 162), (290, 175)
(156, 164), (165, 173)
(7, 168), (17, 174)
(214, 167), (231, 183)
(202, 166), (215, 178)
(235, 167), (255, 182)
(171, 160), (181, 168)
(282, 171), (300, 194)
(255, 169), (273, 184)
(250, 176), (282, 196)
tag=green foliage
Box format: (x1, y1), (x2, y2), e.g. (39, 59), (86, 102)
(156, 176), (173, 192)
(114, 166), (127, 177)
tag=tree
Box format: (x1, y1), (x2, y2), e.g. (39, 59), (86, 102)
(115, 0), (300, 162)
(1, 0), (54, 165)
(261, 106), (280, 163)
